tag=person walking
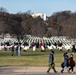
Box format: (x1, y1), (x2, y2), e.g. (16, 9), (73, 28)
(69, 54), (75, 73)
(61, 52), (70, 73)
(47, 50), (57, 73)
(11, 45), (14, 56)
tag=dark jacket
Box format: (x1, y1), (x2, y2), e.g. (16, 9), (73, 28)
(69, 57), (75, 67)
(16, 46), (21, 51)
(49, 53), (54, 63)
(12, 46), (14, 51)
(64, 53), (69, 66)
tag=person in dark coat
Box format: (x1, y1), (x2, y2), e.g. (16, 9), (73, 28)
(72, 45), (76, 54)
(16, 45), (18, 56)
(11, 45), (14, 56)
(61, 52), (70, 73)
(47, 50), (57, 73)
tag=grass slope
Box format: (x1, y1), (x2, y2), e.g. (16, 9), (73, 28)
(0, 48), (76, 67)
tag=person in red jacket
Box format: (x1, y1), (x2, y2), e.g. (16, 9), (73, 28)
(69, 54), (75, 73)
(40, 42), (45, 52)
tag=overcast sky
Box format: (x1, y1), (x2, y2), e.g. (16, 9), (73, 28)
(0, 0), (76, 16)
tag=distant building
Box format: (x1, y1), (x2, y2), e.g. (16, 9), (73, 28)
(31, 13), (46, 20)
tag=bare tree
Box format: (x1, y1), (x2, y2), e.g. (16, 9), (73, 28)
(0, 7), (7, 12)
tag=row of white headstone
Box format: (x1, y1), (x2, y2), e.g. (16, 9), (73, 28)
(0, 36), (76, 51)
(21, 36), (76, 51)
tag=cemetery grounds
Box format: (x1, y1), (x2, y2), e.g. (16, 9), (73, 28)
(0, 48), (76, 67)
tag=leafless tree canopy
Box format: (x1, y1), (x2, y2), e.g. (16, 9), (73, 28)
(0, 8), (76, 38)
(47, 11), (76, 38)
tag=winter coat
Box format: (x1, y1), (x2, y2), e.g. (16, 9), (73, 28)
(64, 54), (69, 66)
(49, 53), (54, 63)
(69, 57), (75, 67)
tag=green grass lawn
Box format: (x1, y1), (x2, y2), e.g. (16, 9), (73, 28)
(0, 48), (76, 67)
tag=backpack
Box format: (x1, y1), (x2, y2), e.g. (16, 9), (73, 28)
(61, 62), (64, 68)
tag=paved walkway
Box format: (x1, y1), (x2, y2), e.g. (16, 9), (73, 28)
(0, 66), (76, 73)
(0, 67), (76, 75)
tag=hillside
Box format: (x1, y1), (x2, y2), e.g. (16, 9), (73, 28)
(0, 10), (76, 39)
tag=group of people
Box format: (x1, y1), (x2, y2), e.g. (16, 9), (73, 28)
(61, 52), (75, 73)
(11, 43), (21, 56)
(47, 51), (75, 74)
